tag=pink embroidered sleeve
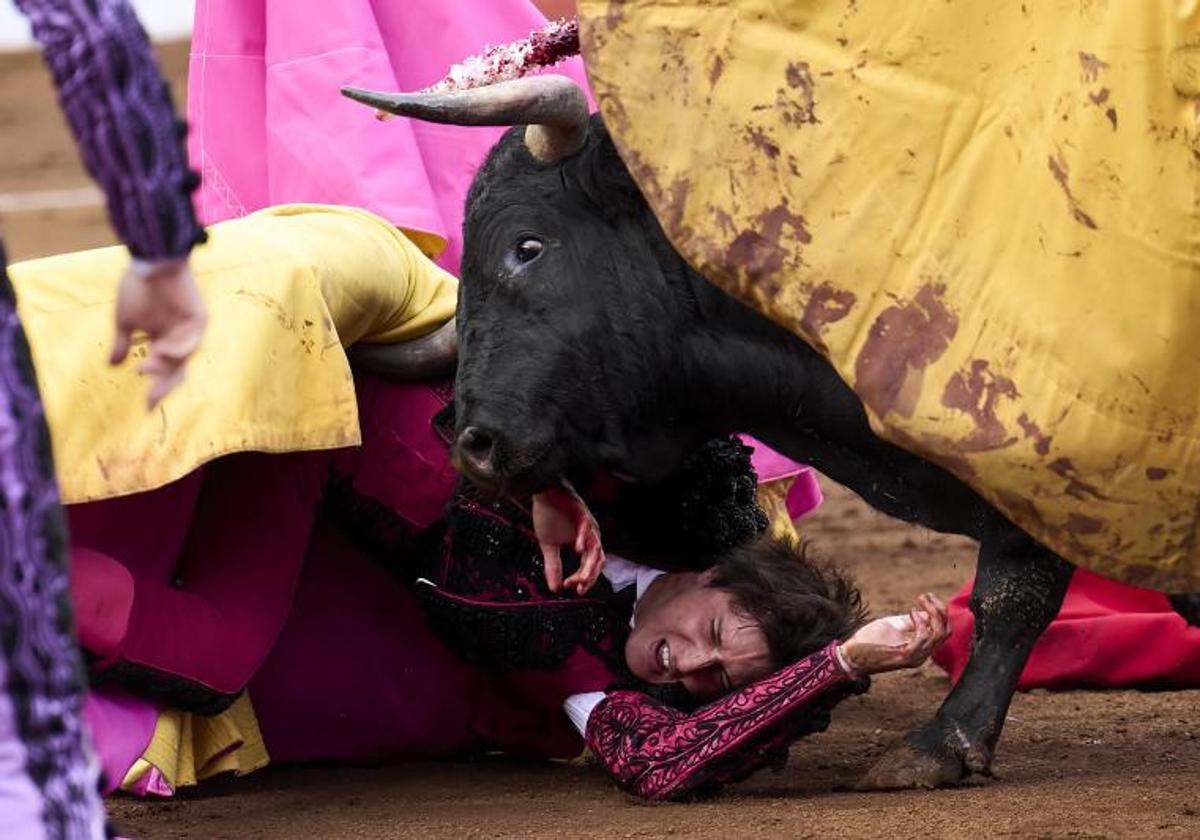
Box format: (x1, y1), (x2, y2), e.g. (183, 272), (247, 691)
(584, 640), (866, 800)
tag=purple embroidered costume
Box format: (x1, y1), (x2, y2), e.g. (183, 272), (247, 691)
(2, 2), (202, 837)
(14, 0), (205, 259)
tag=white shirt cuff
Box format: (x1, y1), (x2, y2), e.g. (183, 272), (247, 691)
(563, 692), (607, 736)
(834, 643), (861, 679)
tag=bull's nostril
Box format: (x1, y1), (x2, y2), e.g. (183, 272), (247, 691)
(457, 426), (496, 471)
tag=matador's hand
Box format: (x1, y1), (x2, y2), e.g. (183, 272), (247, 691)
(532, 482), (605, 595)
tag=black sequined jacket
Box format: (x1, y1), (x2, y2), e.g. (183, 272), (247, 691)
(326, 404), (770, 703)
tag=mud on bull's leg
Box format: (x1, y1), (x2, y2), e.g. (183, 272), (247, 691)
(858, 529), (1073, 790)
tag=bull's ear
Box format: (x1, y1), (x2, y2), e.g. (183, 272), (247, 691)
(342, 76), (588, 163)
(564, 124), (649, 220)
(346, 318), (457, 381)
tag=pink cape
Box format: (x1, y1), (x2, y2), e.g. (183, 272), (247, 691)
(187, 0), (591, 272)
(934, 569), (1200, 690)
(75, 379), (588, 793)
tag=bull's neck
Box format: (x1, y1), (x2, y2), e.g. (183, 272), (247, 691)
(676, 276), (819, 439)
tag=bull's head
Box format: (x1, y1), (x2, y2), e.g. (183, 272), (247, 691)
(344, 77), (762, 496)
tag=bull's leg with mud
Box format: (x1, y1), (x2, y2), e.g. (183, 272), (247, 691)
(750, 333), (1079, 788)
(860, 535), (1074, 788)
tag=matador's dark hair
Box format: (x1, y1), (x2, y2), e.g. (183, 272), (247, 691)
(708, 537), (867, 671)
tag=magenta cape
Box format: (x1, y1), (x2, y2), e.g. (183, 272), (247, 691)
(187, 0), (591, 273)
(934, 571), (1200, 690)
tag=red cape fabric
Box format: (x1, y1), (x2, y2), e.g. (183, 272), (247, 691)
(933, 569), (1200, 690)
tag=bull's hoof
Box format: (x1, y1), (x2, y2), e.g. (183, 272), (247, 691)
(854, 739), (968, 791)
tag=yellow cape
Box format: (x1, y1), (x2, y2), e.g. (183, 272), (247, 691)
(120, 694), (268, 795)
(9, 203), (457, 504)
(580, 1), (1200, 590)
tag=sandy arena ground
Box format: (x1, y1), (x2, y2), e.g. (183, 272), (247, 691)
(1, 42), (1197, 840)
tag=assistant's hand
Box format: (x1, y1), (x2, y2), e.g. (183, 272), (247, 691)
(838, 592), (950, 677)
(111, 258), (208, 410)
(531, 482), (605, 595)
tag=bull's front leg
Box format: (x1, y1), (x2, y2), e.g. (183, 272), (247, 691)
(857, 527), (1073, 790)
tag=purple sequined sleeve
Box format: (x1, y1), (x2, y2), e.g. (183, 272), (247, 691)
(15, 0), (206, 259)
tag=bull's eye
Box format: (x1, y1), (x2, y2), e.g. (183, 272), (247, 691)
(514, 238), (544, 264)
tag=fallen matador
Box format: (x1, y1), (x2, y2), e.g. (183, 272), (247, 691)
(8, 205), (948, 800)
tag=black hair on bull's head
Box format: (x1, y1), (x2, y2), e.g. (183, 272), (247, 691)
(453, 116), (726, 495)
(342, 76), (794, 497)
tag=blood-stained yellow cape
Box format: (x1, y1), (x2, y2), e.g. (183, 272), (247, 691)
(579, 1), (1200, 589)
(8, 204), (457, 504)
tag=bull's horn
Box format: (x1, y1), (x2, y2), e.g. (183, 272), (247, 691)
(346, 318), (458, 381)
(341, 75), (588, 162)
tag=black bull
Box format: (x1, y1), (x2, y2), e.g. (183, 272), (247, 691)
(343, 76), (1196, 790)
